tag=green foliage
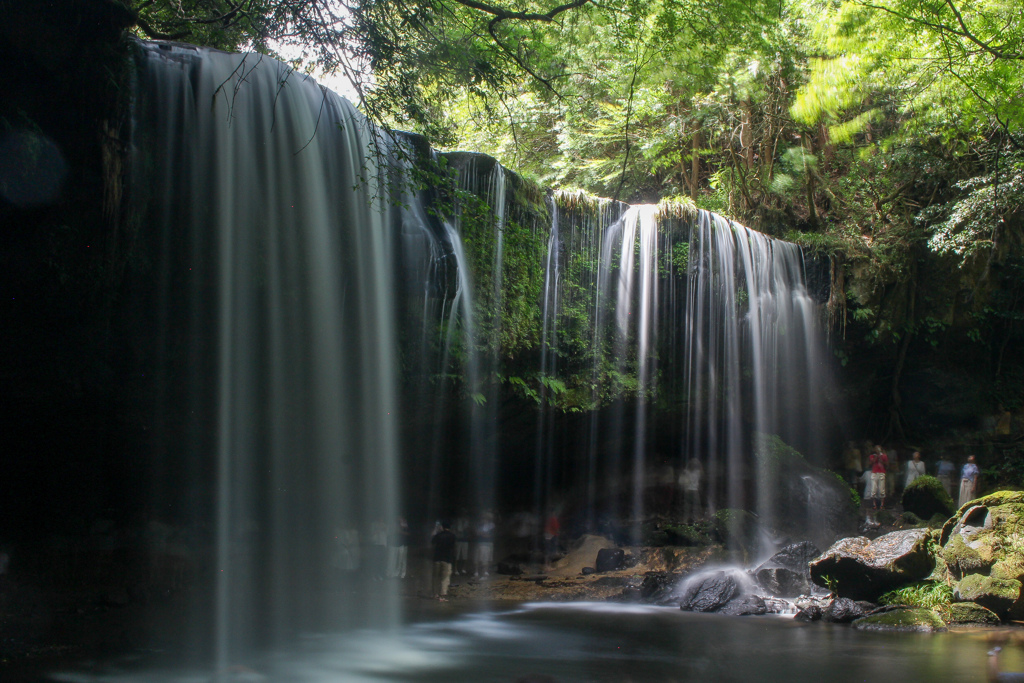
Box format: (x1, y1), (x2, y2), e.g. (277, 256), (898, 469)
(878, 581), (953, 610)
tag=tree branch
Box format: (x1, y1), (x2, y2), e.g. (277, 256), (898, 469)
(453, 0), (591, 24)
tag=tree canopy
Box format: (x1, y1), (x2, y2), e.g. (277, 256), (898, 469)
(127, 0), (1024, 415)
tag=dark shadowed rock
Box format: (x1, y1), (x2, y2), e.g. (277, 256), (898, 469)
(822, 597), (865, 623)
(595, 548), (625, 573)
(809, 529), (933, 600)
(753, 541), (820, 597)
(497, 561), (524, 576)
(640, 572), (682, 604)
(901, 475), (956, 520)
(581, 566), (596, 575)
(679, 571), (742, 612)
(720, 595), (767, 616)
(794, 605), (823, 621)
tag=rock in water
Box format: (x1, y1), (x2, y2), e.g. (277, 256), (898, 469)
(679, 571), (742, 612)
(822, 597), (865, 623)
(809, 529), (933, 600)
(720, 595), (768, 616)
(595, 548), (626, 573)
(753, 541), (820, 597)
(943, 602), (1001, 626)
(852, 607), (947, 632)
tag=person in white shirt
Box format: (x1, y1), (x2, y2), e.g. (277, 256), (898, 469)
(905, 451), (926, 488)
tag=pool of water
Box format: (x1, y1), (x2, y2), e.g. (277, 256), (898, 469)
(46, 602), (1017, 682)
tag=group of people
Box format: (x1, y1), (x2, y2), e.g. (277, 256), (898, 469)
(846, 441), (982, 512)
(332, 517), (411, 581)
(430, 511), (495, 600)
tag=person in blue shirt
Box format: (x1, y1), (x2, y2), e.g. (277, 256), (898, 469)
(958, 455), (980, 508)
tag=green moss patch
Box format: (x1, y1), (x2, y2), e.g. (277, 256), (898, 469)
(942, 602), (1001, 626)
(955, 574), (1022, 616)
(852, 607), (947, 632)
(941, 533), (992, 579)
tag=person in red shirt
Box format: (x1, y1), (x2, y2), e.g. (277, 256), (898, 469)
(868, 445), (889, 510)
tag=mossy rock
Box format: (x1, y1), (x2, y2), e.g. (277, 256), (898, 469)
(942, 602), (1001, 626)
(941, 533), (993, 579)
(939, 490), (1024, 587)
(940, 491), (1024, 545)
(954, 574), (1022, 617)
(852, 607), (947, 632)
(902, 475), (956, 520)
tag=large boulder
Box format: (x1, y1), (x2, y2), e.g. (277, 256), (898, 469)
(754, 434), (859, 549)
(678, 571), (743, 612)
(752, 541), (820, 597)
(901, 475), (956, 521)
(809, 529), (934, 600)
(852, 607), (947, 632)
(940, 491), (1024, 586)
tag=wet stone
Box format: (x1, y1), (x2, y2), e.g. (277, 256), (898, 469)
(822, 597), (865, 623)
(679, 571), (742, 613)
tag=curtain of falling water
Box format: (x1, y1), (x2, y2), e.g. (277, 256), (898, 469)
(538, 202), (832, 544)
(134, 43), (401, 669)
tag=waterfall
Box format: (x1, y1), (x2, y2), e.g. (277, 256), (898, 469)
(541, 200), (833, 545)
(128, 39), (835, 674)
(133, 42), (405, 662)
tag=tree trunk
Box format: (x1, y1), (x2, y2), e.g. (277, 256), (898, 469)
(741, 100), (754, 170)
(691, 128), (701, 202)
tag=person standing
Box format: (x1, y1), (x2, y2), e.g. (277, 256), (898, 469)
(473, 511), (495, 578)
(453, 514), (471, 576)
(886, 448), (901, 499)
(843, 441), (863, 487)
(959, 455), (980, 508)
(868, 445), (888, 511)
(431, 520), (456, 601)
(387, 516), (409, 579)
(905, 451), (926, 488)
(680, 458), (703, 522)
(936, 455), (956, 498)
